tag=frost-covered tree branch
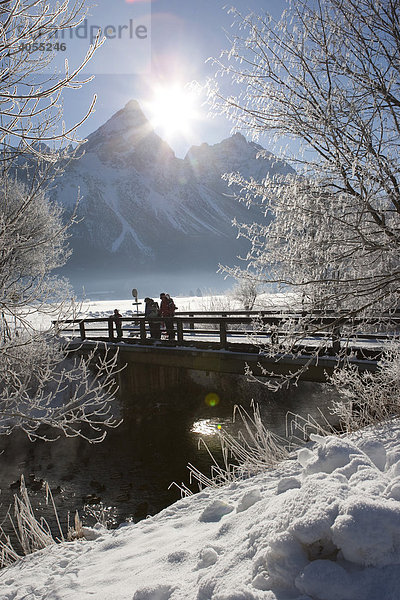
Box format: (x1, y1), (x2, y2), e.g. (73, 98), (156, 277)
(0, 0), (104, 166)
(0, 339), (121, 441)
(210, 0), (400, 384)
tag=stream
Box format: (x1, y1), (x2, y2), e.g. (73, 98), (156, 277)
(0, 375), (339, 543)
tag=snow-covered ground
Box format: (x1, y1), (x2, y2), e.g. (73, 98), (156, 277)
(2, 421), (400, 599)
(23, 294), (244, 330)
(76, 292), (296, 319)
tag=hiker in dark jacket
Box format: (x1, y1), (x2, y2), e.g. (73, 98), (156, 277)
(159, 293), (177, 340)
(144, 297), (161, 339)
(108, 308), (123, 340)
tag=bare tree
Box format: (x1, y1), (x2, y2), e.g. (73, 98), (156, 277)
(209, 0), (400, 385)
(231, 277), (259, 310)
(0, 1), (121, 441)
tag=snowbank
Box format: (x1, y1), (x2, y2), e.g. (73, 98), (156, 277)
(2, 421), (400, 599)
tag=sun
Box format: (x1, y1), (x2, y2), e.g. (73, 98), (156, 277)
(145, 83), (200, 140)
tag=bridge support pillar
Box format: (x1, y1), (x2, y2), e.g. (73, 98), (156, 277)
(118, 362), (185, 397)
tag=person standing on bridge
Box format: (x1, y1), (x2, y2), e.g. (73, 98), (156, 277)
(144, 297), (161, 339)
(108, 308), (123, 341)
(159, 293), (177, 340)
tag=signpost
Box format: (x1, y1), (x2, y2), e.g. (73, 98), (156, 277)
(132, 288), (141, 315)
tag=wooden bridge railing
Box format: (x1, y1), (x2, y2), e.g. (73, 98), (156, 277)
(54, 311), (400, 354)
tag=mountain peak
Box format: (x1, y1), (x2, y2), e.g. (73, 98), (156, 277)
(97, 100), (150, 136)
(229, 132), (246, 141)
(218, 131), (265, 152)
(123, 99), (142, 112)
(83, 99), (177, 159)
(185, 131), (292, 184)
(186, 132), (263, 160)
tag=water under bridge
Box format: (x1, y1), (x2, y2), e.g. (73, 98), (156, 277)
(59, 310), (399, 387)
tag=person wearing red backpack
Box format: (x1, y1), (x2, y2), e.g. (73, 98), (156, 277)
(159, 292), (177, 340)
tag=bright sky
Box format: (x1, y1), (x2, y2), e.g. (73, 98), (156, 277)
(58, 0), (287, 157)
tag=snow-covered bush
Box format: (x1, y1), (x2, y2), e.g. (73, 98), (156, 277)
(330, 346), (400, 432)
(0, 176), (71, 310)
(198, 292), (236, 312)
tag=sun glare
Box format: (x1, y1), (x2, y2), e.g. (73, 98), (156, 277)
(145, 83), (200, 140)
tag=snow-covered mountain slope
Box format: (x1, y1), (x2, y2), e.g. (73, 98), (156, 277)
(52, 100), (294, 272)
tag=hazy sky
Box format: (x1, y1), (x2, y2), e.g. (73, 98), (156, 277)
(58, 0), (287, 157)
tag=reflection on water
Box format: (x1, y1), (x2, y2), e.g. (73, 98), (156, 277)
(191, 417), (231, 436)
(0, 378), (338, 542)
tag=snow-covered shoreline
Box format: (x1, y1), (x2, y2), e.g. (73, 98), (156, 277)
(2, 420), (400, 600)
